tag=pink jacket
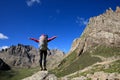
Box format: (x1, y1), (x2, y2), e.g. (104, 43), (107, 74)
(29, 36), (57, 43)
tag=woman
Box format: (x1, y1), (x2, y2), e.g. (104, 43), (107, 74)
(29, 34), (57, 70)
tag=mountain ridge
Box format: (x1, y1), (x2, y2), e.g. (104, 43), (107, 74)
(0, 43), (65, 69)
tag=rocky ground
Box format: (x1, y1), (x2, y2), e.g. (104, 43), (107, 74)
(22, 71), (57, 80)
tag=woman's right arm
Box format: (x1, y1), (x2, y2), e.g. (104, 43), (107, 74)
(29, 38), (39, 43)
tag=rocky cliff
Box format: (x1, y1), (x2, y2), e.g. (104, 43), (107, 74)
(70, 6), (120, 56)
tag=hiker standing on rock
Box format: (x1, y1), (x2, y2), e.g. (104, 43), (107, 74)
(29, 34), (57, 70)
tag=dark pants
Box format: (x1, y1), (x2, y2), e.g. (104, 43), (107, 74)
(39, 50), (47, 69)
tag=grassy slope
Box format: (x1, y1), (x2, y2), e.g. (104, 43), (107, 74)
(50, 45), (120, 77)
(50, 50), (102, 77)
(0, 67), (40, 80)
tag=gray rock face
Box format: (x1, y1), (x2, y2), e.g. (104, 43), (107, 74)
(70, 6), (120, 55)
(0, 44), (38, 68)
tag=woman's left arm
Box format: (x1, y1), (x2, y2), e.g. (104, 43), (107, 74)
(47, 36), (57, 42)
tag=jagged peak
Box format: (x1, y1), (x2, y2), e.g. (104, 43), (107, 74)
(106, 7), (114, 13)
(104, 6), (120, 15)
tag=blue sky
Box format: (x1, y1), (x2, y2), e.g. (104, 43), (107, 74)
(0, 0), (120, 53)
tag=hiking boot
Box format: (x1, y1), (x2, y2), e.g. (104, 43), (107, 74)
(43, 68), (47, 71)
(40, 68), (43, 71)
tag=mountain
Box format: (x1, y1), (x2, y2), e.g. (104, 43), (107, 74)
(50, 6), (120, 80)
(0, 44), (38, 68)
(70, 7), (120, 56)
(0, 44), (65, 69)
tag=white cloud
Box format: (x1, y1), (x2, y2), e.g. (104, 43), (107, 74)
(0, 46), (9, 51)
(0, 33), (8, 39)
(26, 0), (41, 6)
(76, 17), (89, 26)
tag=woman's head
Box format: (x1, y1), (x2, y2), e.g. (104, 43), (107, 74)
(39, 34), (48, 40)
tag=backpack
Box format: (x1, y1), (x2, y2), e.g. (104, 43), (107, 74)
(39, 35), (48, 50)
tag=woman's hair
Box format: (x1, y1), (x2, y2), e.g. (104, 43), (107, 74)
(45, 35), (48, 38)
(39, 34), (48, 41)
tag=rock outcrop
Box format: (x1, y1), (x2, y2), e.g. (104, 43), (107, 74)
(70, 6), (120, 56)
(22, 71), (57, 80)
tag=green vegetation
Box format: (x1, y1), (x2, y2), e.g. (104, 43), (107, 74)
(49, 51), (77, 77)
(0, 67), (40, 80)
(87, 78), (92, 80)
(58, 51), (77, 68)
(68, 60), (120, 79)
(92, 45), (120, 58)
(50, 45), (120, 78)
(50, 51), (101, 77)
